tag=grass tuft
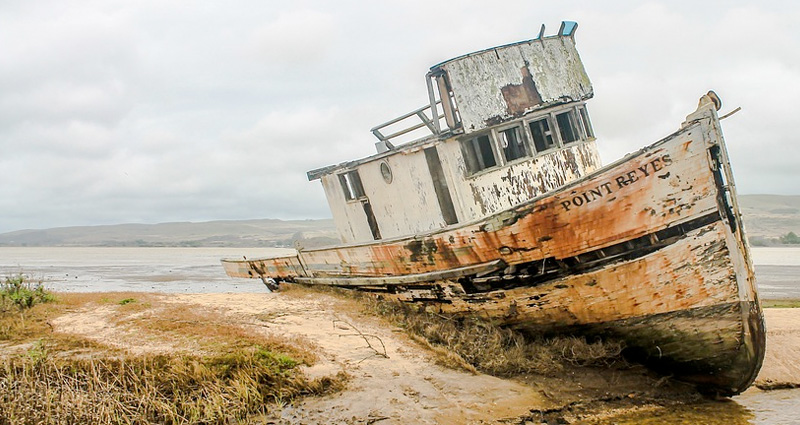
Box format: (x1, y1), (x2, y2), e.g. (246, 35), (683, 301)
(0, 344), (346, 424)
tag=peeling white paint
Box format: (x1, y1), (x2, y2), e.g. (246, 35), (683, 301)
(440, 36), (592, 133)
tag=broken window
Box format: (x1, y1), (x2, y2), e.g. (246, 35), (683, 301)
(498, 126), (528, 162)
(578, 106), (595, 139)
(338, 170), (365, 201)
(461, 134), (497, 175)
(556, 110), (581, 144)
(528, 117), (556, 153)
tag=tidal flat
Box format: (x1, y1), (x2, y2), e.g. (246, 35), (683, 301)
(1, 246), (799, 424)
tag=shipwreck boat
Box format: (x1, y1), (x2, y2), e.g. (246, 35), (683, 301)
(222, 22), (765, 396)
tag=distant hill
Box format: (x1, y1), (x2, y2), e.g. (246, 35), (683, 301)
(739, 194), (800, 243)
(0, 195), (797, 248)
(0, 219), (339, 248)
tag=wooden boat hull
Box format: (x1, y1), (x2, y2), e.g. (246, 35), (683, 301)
(222, 98), (765, 395)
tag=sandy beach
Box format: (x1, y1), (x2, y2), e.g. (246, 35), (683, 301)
(750, 308), (800, 390)
(35, 288), (800, 424)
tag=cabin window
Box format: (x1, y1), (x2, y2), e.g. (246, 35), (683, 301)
(498, 126), (528, 162)
(380, 162), (393, 184)
(461, 134), (497, 174)
(338, 170), (365, 201)
(556, 110), (581, 144)
(578, 106), (594, 139)
(528, 117), (556, 153)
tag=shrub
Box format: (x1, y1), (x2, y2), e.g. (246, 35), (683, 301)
(0, 274), (55, 312)
(780, 231), (800, 244)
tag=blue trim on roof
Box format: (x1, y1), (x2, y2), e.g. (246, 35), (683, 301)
(430, 21), (579, 71)
(560, 21), (578, 37)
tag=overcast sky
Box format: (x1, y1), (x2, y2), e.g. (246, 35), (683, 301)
(1, 0), (798, 233)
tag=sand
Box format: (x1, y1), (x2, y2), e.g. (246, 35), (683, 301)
(752, 308), (800, 390)
(47, 291), (800, 424)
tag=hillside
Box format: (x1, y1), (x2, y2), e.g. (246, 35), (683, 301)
(0, 219), (338, 248)
(739, 194), (800, 243)
(0, 194), (797, 247)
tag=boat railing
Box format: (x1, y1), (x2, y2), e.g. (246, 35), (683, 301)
(369, 100), (446, 146)
(370, 70), (463, 149)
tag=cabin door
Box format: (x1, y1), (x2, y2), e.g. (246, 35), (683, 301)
(339, 170), (382, 240)
(424, 147), (459, 225)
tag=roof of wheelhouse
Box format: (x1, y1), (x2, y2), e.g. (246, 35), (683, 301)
(429, 21), (579, 71)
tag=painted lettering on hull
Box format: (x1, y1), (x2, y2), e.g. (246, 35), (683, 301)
(560, 154), (674, 212)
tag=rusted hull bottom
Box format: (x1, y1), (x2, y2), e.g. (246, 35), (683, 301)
(376, 221), (764, 395)
(561, 300), (765, 395)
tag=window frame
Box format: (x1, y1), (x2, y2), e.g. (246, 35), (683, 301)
(460, 132), (499, 176)
(338, 170), (366, 201)
(577, 105), (595, 140)
(459, 102), (594, 178)
(525, 114), (559, 154)
(554, 108), (582, 145)
(494, 124), (531, 164)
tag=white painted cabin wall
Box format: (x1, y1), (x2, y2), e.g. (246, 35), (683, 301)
(323, 139), (602, 244)
(321, 148), (448, 244)
(317, 34), (598, 245)
(358, 151), (446, 240)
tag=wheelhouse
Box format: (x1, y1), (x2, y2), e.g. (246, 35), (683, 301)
(307, 22), (602, 244)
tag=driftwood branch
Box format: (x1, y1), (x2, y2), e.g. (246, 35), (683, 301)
(333, 316), (389, 361)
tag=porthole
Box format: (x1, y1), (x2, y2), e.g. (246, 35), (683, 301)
(380, 162), (393, 184)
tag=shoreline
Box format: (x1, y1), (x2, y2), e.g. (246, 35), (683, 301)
(3, 288), (797, 424)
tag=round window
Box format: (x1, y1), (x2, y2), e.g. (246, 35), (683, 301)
(380, 162), (393, 184)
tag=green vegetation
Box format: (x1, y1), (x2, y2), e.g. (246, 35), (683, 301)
(749, 231), (800, 246)
(780, 231), (800, 244)
(762, 299), (800, 308)
(0, 274), (54, 312)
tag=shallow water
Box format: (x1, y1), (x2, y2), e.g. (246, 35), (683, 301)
(599, 389), (800, 424)
(0, 246), (292, 293)
(0, 246), (799, 423)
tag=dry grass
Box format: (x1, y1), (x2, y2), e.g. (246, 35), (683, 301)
(0, 289), (347, 425)
(1, 345), (346, 424)
(285, 284), (626, 377)
(369, 299), (625, 376)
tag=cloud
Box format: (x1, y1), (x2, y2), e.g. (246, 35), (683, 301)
(0, 0), (798, 233)
(248, 9), (339, 68)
